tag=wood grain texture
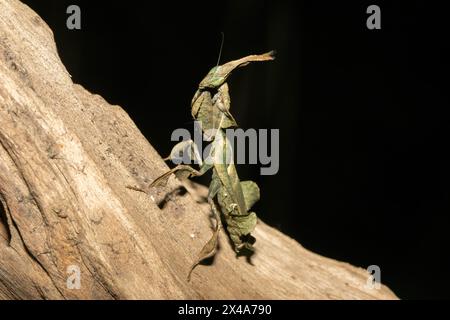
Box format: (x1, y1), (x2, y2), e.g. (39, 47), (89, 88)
(0, 0), (398, 299)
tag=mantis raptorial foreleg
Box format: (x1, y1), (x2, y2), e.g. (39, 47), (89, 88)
(149, 164), (209, 187)
(150, 139), (211, 187)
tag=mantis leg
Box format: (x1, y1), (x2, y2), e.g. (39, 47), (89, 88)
(187, 175), (222, 281)
(150, 163), (212, 187)
(207, 176), (222, 231)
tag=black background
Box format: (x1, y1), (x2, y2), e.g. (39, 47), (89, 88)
(21, 0), (450, 299)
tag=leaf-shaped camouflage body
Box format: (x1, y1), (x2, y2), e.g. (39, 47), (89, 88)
(211, 131), (260, 252)
(191, 85), (234, 119)
(241, 180), (260, 211)
(150, 51), (275, 280)
(217, 177), (260, 252)
(195, 86), (237, 139)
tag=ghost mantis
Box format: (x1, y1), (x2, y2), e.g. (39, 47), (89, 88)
(150, 51), (275, 280)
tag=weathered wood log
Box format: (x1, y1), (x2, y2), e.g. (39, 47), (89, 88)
(0, 0), (397, 299)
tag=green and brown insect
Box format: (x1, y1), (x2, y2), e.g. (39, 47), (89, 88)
(150, 51), (275, 280)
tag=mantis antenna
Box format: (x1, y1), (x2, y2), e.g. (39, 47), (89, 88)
(216, 32), (225, 66)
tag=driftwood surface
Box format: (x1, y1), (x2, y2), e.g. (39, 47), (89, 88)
(0, 0), (398, 299)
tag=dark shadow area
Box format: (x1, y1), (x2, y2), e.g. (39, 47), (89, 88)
(236, 234), (256, 265)
(157, 186), (188, 210)
(0, 196), (11, 243)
